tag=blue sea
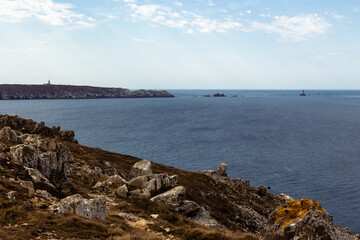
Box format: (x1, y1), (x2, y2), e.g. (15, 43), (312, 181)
(1, 90), (359, 233)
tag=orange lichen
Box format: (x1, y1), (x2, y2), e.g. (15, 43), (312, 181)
(274, 198), (327, 229)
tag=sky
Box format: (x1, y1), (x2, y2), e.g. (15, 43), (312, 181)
(0, 0), (360, 89)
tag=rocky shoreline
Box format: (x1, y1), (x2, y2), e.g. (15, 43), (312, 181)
(0, 84), (174, 100)
(0, 114), (358, 239)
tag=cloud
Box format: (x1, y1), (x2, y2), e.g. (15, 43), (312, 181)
(126, 3), (244, 33)
(250, 14), (331, 41)
(124, 2), (330, 41)
(0, 0), (92, 26)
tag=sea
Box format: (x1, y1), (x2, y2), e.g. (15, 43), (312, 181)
(1, 90), (359, 233)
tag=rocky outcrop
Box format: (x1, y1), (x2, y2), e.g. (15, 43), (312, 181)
(150, 186), (186, 204)
(129, 159), (152, 179)
(49, 194), (107, 221)
(0, 84), (174, 100)
(261, 199), (354, 240)
(215, 163), (228, 176)
(0, 124), (74, 188)
(0, 114), (76, 142)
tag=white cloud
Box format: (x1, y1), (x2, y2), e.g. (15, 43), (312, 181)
(251, 14), (331, 42)
(173, 1), (183, 7)
(124, 3), (330, 41)
(0, 0), (92, 26)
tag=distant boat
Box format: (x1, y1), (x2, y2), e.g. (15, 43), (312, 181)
(299, 90), (306, 96)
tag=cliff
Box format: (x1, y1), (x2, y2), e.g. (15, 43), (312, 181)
(0, 115), (357, 240)
(0, 84), (174, 100)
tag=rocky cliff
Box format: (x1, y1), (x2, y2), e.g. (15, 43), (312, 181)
(0, 115), (357, 240)
(0, 84), (174, 100)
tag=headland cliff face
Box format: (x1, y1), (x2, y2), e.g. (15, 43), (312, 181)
(0, 84), (174, 100)
(0, 115), (357, 240)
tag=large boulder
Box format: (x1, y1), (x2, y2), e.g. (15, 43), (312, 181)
(129, 160), (152, 179)
(150, 186), (186, 204)
(261, 198), (354, 240)
(49, 194), (107, 221)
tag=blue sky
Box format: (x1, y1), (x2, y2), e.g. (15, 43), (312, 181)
(0, 0), (359, 89)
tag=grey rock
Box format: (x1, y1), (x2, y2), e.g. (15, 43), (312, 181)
(24, 167), (55, 189)
(115, 185), (128, 198)
(192, 207), (223, 228)
(178, 200), (201, 218)
(118, 213), (135, 221)
(20, 180), (34, 190)
(129, 160), (152, 179)
(49, 194), (107, 221)
(215, 163), (228, 176)
(10, 136), (73, 188)
(128, 189), (151, 199)
(0, 127), (21, 143)
(0, 142), (6, 152)
(128, 175), (151, 189)
(36, 189), (57, 201)
(6, 191), (16, 202)
(150, 186), (186, 204)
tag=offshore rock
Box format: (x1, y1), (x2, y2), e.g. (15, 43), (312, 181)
(49, 194), (107, 221)
(129, 159), (152, 179)
(261, 198), (354, 240)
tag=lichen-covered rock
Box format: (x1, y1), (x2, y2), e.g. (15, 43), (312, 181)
(129, 159), (152, 179)
(128, 189), (151, 199)
(93, 175), (128, 190)
(215, 163), (228, 176)
(128, 175), (151, 189)
(49, 194), (107, 221)
(150, 186), (186, 204)
(192, 207), (223, 228)
(260, 198), (354, 240)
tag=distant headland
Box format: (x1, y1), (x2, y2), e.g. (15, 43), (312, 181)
(0, 83), (174, 100)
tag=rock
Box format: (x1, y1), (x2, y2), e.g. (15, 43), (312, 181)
(213, 93), (226, 97)
(129, 160), (152, 179)
(151, 214), (159, 219)
(128, 175), (151, 189)
(118, 213), (135, 221)
(192, 207), (223, 228)
(279, 193), (294, 203)
(0, 142), (7, 152)
(10, 137), (73, 188)
(6, 191), (16, 202)
(24, 167), (55, 189)
(0, 127), (21, 143)
(150, 186), (186, 204)
(36, 190), (57, 201)
(257, 186), (269, 197)
(178, 200), (201, 218)
(128, 189), (151, 199)
(115, 185), (128, 198)
(93, 175), (128, 190)
(82, 165), (103, 176)
(49, 194), (107, 221)
(215, 163), (228, 176)
(260, 198), (354, 240)
(20, 180), (34, 190)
